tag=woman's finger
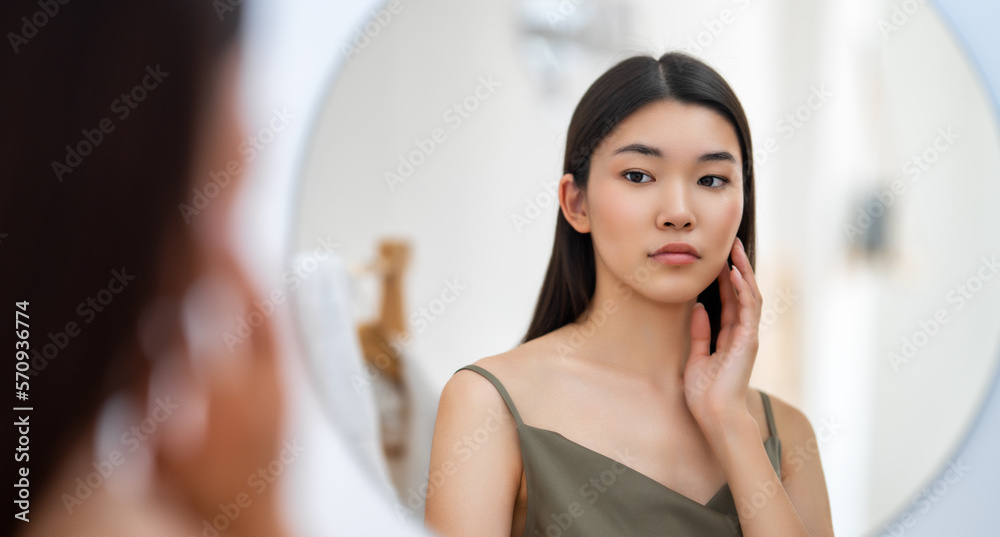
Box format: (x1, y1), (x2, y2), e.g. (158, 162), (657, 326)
(715, 265), (736, 352)
(688, 302), (712, 366)
(728, 264), (759, 357)
(731, 237), (762, 305)
(717, 254), (739, 326)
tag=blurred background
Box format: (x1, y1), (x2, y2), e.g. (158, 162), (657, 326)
(228, 0), (1000, 536)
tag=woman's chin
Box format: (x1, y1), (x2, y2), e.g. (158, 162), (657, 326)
(638, 282), (706, 305)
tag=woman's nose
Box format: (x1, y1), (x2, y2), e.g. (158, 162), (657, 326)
(657, 181), (695, 229)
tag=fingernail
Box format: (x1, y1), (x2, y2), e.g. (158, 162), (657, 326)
(733, 265), (742, 279)
(737, 237), (745, 251)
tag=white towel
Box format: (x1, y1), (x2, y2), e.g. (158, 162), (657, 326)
(291, 249), (396, 500)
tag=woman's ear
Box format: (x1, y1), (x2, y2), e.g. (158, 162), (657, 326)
(559, 172), (591, 233)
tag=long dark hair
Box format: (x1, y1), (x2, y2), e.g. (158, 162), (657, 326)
(521, 52), (756, 355)
(0, 1), (240, 532)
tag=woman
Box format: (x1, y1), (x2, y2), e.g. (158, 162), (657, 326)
(1, 2), (291, 536)
(424, 52), (835, 536)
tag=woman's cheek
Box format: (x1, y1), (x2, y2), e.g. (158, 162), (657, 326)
(592, 185), (643, 270)
(702, 198), (742, 264)
(592, 208), (630, 269)
(721, 197), (743, 239)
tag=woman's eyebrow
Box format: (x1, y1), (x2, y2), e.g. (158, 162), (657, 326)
(612, 143), (737, 164)
(699, 151), (737, 163)
(612, 143), (662, 157)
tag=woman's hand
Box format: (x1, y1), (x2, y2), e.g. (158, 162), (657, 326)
(154, 239), (290, 537)
(683, 236), (762, 428)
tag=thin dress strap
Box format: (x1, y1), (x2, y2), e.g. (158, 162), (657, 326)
(455, 365), (524, 427)
(759, 390), (778, 439)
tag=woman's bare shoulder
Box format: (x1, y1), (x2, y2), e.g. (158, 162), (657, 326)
(742, 386), (809, 447)
(456, 331), (566, 402)
(749, 389), (821, 473)
(473, 333), (558, 376)
(438, 329), (563, 409)
(761, 392), (815, 442)
(752, 390), (835, 536)
(428, 351), (527, 534)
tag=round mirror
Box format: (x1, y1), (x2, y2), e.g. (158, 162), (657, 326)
(290, 0), (1000, 534)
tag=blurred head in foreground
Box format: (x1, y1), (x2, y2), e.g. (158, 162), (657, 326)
(1, 2), (288, 536)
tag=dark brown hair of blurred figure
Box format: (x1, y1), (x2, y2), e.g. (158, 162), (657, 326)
(520, 52), (757, 354)
(0, 1), (267, 535)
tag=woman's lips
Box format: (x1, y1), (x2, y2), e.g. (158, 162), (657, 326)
(650, 252), (699, 265)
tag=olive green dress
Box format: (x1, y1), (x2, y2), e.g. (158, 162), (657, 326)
(455, 364), (782, 536)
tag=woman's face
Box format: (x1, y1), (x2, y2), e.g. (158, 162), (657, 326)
(580, 99), (745, 303)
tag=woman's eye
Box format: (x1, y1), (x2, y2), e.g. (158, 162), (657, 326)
(623, 171), (652, 183)
(698, 175), (729, 188)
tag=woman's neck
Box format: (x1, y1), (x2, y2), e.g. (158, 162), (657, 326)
(570, 263), (699, 394)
